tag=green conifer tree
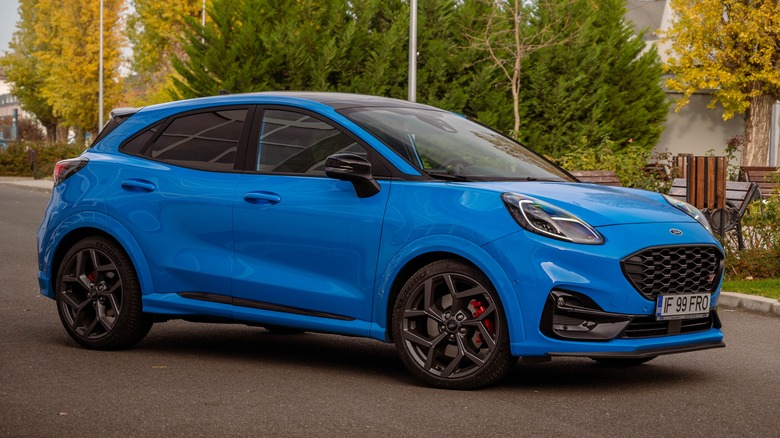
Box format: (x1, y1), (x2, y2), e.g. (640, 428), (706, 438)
(171, 0), (412, 99)
(518, 0), (669, 157)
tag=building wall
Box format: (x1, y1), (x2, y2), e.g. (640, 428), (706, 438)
(654, 92), (745, 160)
(0, 78), (24, 118)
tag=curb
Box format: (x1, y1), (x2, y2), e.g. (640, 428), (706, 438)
(719, 292), (780, 317)
(0, 178), (53, 194)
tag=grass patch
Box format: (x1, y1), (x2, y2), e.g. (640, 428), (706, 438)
(723, 278), (780, 301)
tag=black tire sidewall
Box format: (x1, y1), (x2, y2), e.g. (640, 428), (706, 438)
(392, 259), (514, 389)
(55, 236), (150, 350)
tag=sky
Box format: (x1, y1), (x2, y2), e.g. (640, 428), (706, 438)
(1, 0), (20, 55)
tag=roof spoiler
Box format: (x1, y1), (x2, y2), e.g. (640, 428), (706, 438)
(109, 107), (141, 124)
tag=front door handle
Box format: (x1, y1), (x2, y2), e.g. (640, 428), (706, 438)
(243, 191), (282, 205)
(121, 179), (156, 193)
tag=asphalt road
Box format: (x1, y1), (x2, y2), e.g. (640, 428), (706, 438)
(1, 185), (779, 437)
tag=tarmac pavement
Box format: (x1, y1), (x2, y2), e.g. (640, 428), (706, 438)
(2, 176), (777, 318)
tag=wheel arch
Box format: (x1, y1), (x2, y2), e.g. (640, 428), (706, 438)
(43, 214), (154, 300)
(373, 236), (526, 345)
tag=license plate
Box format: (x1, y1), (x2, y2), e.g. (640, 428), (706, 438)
(655, 293), (711, 321)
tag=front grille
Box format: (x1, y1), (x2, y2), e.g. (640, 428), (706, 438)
(622, 313), (715, 338)
(621, 245), (723, 299)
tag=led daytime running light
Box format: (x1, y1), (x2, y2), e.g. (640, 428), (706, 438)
(502, 193), (604, 245)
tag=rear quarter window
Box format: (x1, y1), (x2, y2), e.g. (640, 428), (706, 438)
(120, 107), (250, 172)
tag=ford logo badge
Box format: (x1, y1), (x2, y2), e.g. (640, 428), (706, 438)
(670, 229), (683, 236)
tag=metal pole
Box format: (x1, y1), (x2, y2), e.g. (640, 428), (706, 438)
(408, 0), (417, 102)
(11, 109), (18, 141)
(202, 0), (206, 27)
(98, 0), (104, 130)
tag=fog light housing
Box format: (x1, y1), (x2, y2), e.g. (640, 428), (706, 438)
(541, 291), (632, 341)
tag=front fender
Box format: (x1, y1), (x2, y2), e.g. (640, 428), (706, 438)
(370, 234), (526, 345)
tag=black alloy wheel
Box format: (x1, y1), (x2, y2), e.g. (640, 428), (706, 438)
(393, 259), (514, 389)
(55, 237), (152, 349)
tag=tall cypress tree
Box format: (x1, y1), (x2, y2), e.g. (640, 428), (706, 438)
(518, 0), (670, 157)
(414, 0), (512, 131)
(171, 0), (411, 99)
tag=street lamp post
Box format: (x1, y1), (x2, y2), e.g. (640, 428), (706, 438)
(98, 0), (104, 130)
(408, 0), (417, 102)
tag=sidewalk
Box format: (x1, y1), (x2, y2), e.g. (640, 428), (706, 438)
(1, 177), (777, 317)
(0, 176), (54, 193)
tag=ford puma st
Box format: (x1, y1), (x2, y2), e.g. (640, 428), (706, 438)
(37, 93), (724, 389)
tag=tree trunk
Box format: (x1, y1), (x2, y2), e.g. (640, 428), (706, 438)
(56, 124), (69, 143)
(43, 121), (57, 145)
(743, 93), (773, 166)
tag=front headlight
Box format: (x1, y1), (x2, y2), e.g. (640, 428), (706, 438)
(662, 194), (713, 234)
(501, 193), (604, 244)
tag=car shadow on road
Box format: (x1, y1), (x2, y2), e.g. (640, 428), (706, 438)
(500, 355), (709, 392)
(124, 321), (710, 390)
(135, 321), (410, 382)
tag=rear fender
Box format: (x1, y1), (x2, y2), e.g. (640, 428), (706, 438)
(39, 211), (154, 300)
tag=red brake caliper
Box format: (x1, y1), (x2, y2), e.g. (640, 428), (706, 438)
(87, 272), (96, 283)
(469, 299), (495, 344)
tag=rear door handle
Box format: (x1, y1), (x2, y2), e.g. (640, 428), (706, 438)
(244, 191), (282, 205)
(121, 179), (156, 192)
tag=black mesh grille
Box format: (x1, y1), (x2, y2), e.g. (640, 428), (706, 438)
(621, 314), (715, 338)
(621, 246), (723, 299)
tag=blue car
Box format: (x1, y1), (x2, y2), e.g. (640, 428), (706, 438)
(37, 92), (724, 389)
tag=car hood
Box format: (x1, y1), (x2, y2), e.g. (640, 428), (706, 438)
(457, 181), (695, 227)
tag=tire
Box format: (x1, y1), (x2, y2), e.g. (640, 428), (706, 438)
(55, 236), (153, 350)
(593, 357), (657, 367)
(392, 259), (514, 389)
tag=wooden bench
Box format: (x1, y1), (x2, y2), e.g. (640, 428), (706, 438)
(570, 170), (622, 187)
(669, 177), (760, 249)
(739, 166), (779, 199)
(674, 153), (693, 178)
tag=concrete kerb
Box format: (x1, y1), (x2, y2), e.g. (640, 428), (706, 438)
(0, 177), (53, 193)
(2, 177), (777, 317)
(719, 292), (780, 317)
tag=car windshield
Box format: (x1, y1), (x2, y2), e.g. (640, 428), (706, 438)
(340, 106), (573, 182)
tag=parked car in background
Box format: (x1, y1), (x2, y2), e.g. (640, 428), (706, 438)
(37, 92), (725, 389)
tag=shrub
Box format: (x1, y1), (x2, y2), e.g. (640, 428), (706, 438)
(0, 141), (85, 179)
(555, 137), (672, 192)
(722, 188), (780, 280)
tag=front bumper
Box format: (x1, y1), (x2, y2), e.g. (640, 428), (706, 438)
(482, 221), (726, 358)
(552, 340), (725, 359)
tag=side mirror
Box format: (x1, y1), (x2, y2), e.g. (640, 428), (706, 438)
(325, 153), (381, 198)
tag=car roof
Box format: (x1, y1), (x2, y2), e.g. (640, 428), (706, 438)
(250, 92), (435, 110)
(126, 92), (443, 115)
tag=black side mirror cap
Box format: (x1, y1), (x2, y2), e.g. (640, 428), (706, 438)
(325, 153), (381, 198)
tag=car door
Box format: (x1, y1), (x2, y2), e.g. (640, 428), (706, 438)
(106, 106), (251, 300)
(232, 107), (392, 323)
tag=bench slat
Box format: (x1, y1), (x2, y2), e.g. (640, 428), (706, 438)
(570, 170), (622, 187)
(740, 166), (779, 199)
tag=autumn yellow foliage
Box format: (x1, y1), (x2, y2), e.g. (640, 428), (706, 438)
(664, 0), (780, 118)
(664, 0), (780, 165)
(126, 0), (205, 105)
(32, 0), (125, 135)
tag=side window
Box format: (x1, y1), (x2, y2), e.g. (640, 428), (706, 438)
(120, 123), (161, 155)
(145, 109), (248, 171)
(258, 109), (367, 175)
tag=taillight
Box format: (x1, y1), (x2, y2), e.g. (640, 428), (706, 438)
(53, 157), (89, 186)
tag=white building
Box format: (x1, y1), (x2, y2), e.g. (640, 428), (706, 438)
(0, 70), (26, 141)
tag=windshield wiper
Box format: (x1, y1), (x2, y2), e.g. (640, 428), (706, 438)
(425, 171), (482, 182)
